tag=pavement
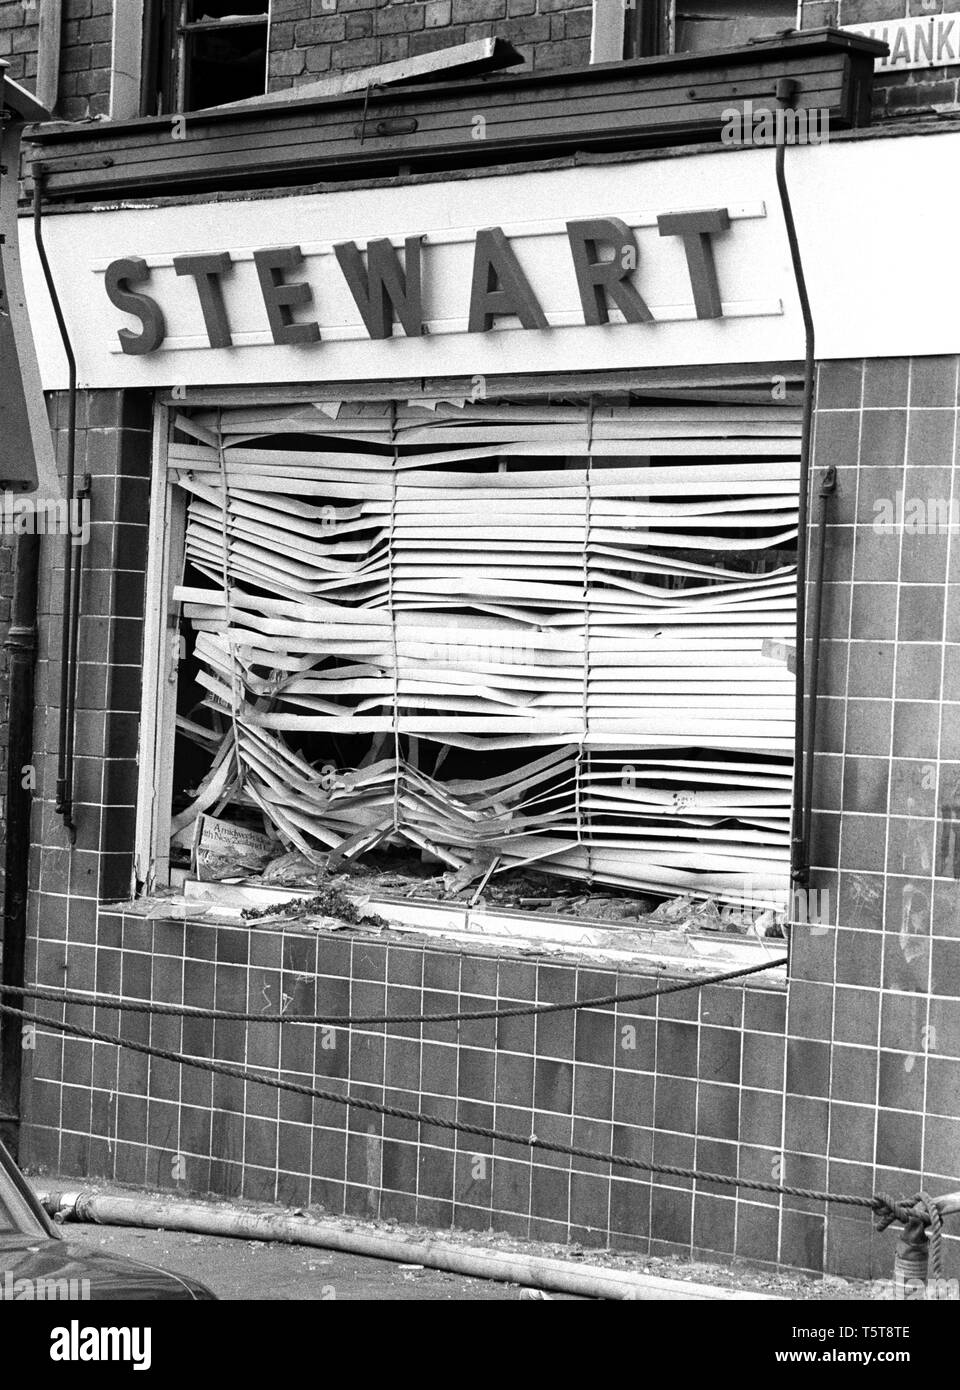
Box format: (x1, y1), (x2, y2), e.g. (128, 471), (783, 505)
(32, 1178), (900, 1300)
(63, 1223), (583, 1300)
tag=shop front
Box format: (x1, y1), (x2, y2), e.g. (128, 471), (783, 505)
(10, 110), (960, 1276)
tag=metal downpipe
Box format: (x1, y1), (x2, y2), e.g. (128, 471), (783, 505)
(774, 81), (818, 907)
(31, 166), (77, 840)
(0, 534), (40, 1153)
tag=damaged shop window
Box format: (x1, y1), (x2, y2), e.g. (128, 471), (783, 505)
(154, 392), (799, 949)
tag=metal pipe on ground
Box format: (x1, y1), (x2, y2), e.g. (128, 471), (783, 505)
(37, 1190), (778, 1301)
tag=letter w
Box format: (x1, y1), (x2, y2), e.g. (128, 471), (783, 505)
(334, 235), (424, 339)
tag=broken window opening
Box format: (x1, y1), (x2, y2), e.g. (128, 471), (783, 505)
(142, 0), (269, 116)
(153, 389), (800, 943)
(623, 0), (797, 59)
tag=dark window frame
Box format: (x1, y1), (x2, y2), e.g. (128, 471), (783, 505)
(140, 0), (270, 117)
(624, 0), (797, 58)
(624, 0), (669, 59)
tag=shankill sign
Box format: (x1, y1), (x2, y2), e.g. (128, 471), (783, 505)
(104, 212), (735, 355)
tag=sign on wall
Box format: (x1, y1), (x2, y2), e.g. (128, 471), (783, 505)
(844, 12), (960, 72)
(18, 130), (960, 391)
(19, 154), (801, 390)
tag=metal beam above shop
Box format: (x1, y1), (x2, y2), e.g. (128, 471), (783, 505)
(23, 30), (885, 204)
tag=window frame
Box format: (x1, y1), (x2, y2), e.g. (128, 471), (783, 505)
(132, 381), (796, 975)
(624, 0), (672, 60)
(135, 401), (186, 891)
(591, 0), (804, 62)
(111, 0), (271, 120)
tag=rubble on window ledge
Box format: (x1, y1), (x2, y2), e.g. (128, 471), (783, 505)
(165, 844), (786, 943)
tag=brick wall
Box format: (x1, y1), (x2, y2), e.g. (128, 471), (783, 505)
(58, 0), (112, 120)
(0, 0), (111, 120)
(0, 0), (38, 92)
(268, 0), (594, 88)
(0, 0), (598, 111)
(4, 1), (959, 119)
(801, 0), (960, 114)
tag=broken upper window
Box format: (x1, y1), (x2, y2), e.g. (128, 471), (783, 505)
(624, 0), (797, 59)
(141, 0), (269, 116)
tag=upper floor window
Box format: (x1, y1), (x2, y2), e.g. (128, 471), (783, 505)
(141, 1), (269, 116)
(603, 0), (798, 61)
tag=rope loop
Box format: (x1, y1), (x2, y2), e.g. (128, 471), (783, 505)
(873, 1191), (922, 1233)
(874, 1190), (945, 1280)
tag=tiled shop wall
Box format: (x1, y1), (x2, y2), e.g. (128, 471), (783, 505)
(790, 354), (960, 1277)
(18, 911), (960, 1277)
(22, 910), (807, 1266)
(0, 396), (65, 910)
(12, 364), (960, 1279)
(26, 388), (151, 909)
(0, 534), (14, 904)
(2, 0), (957, 119)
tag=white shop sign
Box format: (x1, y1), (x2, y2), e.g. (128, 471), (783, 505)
(19, 151), (802, 390)
(844, 13), (960, 71)
(19, 130), (960, 391)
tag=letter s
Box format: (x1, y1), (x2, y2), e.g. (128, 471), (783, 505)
(104, 257), (166, 355)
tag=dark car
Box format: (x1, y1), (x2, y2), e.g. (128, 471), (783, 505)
(0, 1140), (216, 1300)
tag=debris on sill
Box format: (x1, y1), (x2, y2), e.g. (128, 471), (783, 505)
(240, 882), (387, 930)
(169, 843), (786, 941)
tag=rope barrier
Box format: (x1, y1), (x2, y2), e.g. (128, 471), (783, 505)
(0, 996), (888, 1216)
(0, 956), (786, 1027)
(3, 976), (953, 1254)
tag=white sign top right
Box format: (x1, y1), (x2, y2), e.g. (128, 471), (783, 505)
(844, 12), (960, 72)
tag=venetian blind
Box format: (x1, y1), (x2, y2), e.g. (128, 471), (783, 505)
(168, 395), (800, 906)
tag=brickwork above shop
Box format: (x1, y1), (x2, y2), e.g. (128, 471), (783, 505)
(3, 1), (959, 121)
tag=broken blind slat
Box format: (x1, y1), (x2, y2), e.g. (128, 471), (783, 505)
(171, 397), (799, 906)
